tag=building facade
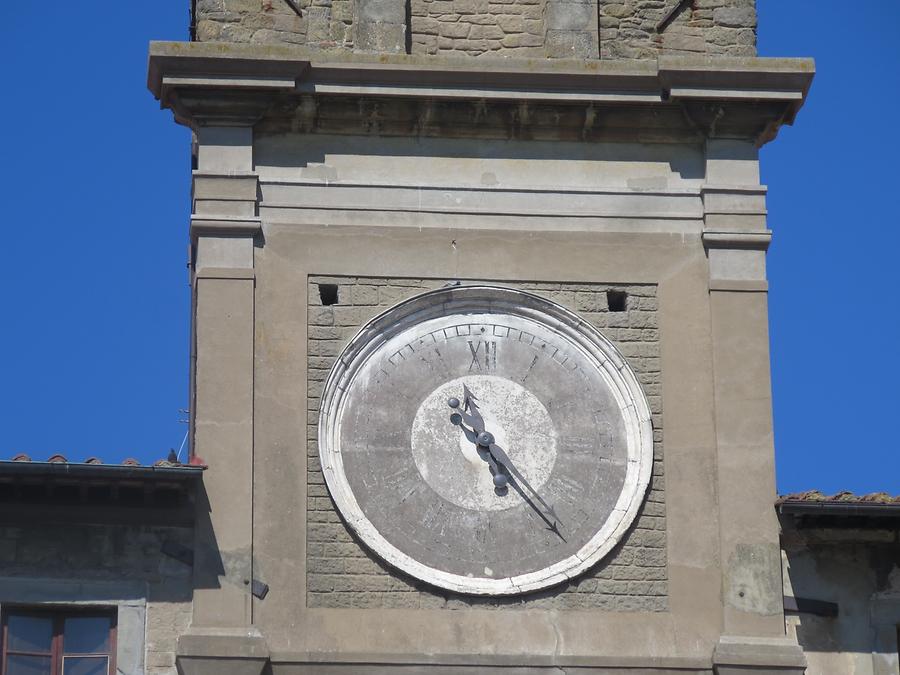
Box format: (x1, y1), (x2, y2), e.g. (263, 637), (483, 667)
(5, 5), (900, 675)
(143, 0), (819, 673)
(780, 492), (900, 675)
(0, 457), (201, 675)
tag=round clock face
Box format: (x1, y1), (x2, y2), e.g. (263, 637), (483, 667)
(318, 285), (653, 595)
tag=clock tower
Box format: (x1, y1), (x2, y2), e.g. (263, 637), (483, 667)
(148, 2), (814, 673)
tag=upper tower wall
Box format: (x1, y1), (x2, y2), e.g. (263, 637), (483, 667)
(194, 0), (757, 59)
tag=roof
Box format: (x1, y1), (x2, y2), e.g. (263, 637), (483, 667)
(2, 453), (206, 480)
(0, 454), (205, 526)
(777, 490), (900, 518)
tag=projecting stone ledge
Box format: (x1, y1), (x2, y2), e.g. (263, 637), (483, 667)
(148, 41), (813, 146)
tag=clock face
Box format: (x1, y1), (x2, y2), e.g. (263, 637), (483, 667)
(318, 286), (653, 595)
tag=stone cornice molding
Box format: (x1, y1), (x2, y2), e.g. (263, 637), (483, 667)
(190, 216), (262, 239)
(702, 230), (772, 251)
(148, 42), (814, 145)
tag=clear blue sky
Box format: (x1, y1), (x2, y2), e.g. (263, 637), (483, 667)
(0, 2), (897, 494)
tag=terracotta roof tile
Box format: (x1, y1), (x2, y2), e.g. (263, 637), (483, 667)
(4, 454), (206, 469)
(778, 490), (900, 505)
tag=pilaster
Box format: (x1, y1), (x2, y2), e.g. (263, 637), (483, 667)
(181, 123), (268, 675)
(703, 139), (805, 674)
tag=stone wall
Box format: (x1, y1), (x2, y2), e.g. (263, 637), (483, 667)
(0, 522), (193, 675)
(410, 0), (598, 58)
(195, 0), (354, 48)
(306, 275), (666, 610)
(194, 0), (756, 57)
(600, 0), (757, 59)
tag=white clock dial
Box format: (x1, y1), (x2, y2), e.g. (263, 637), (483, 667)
(318, 285), (653, 595)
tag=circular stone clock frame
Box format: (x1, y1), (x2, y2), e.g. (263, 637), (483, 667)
(318, 285), (654, 596)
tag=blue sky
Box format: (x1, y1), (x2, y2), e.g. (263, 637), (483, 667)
(0, 2), (897, 494)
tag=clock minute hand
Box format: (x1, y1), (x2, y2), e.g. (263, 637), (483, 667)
(488, 442), (561, 525)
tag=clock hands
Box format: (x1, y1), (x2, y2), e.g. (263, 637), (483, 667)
(449, 407), (508, 489)
(450, 390), (506, 488)
(485, 440), (561, 525)
(449, 388), (564, 539)
(449, 385), (486, 434)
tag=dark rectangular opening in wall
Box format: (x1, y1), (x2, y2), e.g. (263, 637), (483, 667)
(319, 284), (339, 306)
(607, 290), (627, 312)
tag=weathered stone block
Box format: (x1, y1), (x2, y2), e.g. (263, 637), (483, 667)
(469, 24), (505, 39)
(496, 15), (525, 32)
(713, 5), (756, 27)
(224, 0), (263, 12)
(545, 1), (594, 30)
(358, 0), (406, 23)
(545, 28), (597, 58)
(439, 21), (471, 37)
(500, 32), (543, 47)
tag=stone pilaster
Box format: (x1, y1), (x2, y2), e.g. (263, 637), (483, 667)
(180, 124), (269, 675)
(703, 139), (805, 674)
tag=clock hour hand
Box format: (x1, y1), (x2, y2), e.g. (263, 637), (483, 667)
(488, 441), (561, 526)
(461, 384), (486, 434)
(448, 386), (486, 435)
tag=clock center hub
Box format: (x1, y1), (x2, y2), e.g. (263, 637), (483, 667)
(411, 375), (558, 512)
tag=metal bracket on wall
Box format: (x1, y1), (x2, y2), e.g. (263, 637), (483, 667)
(656, 0), (692, 33)
(283, 0), (303, 17)
(251, 579), (270, 600)
(784, 595), (839, 617)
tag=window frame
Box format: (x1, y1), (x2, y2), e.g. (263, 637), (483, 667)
(1, 606), (117, 675)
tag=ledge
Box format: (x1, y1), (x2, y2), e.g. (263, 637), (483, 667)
(713, 636), (806, 671)
(702, 230), (772, 250)
(148, 42), (814, 145)
(708, 279), (768, 293)
(269, 651), (711, 670)
(190, 216), (262, 238)
(195, 267), (256, 280)
(178, 629), (269, 675)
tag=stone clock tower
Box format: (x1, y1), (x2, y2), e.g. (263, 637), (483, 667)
(148, 1), (813, 672)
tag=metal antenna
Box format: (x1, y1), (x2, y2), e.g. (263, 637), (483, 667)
(176, 428), (189, 463)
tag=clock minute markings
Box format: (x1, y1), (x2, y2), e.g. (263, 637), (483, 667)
(520, 354), (539, 383)
(430, 346), (453, 378)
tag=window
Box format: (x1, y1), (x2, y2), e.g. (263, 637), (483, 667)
(1, 608), (116, 675)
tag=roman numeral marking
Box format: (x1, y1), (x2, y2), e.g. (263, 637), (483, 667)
(468, 340), (497, 371)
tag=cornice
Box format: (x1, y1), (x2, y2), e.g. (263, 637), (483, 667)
(148, 41), (814, 145)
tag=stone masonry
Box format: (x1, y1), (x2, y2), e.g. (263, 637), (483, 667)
(600, 0), (757, 59)
(410, 0), (598, 58)
(0, 522), (193, 675)
(306, 276), (667, 610)
(195, 0), (355, 49)
(194, 0), (755, 57)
